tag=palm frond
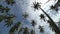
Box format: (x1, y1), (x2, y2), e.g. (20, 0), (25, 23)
(4, 7), (10, 13)
(39, 25), (44, 32)
(30, 30), (35, 34)
(31, 20), (36, 27)
(32, 2), (41, 10)
(5, 0), (15, 5)
(5, 14), (15, 27)
(9, 22), (21, 34)
(40, 14), (45, 21)
(23, 27), (29, 34)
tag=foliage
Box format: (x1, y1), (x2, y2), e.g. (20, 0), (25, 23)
(39, 25), (44, 32)
(5, 0), (15, 5)
(40, 14), (45, 21)
(22, 12), (28, 19)
(32, 2), (41, 10)
(31, 20), (37, 27)
(9, 22), (21, 34)
(22, 27), (29, 34)
(30, 30), (35, 34)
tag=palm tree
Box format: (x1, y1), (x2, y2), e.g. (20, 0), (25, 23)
(40, 14), (45, 21)
(0, 0), (60, 34)
(39, 25), (44, 33)
(32, 2), (41, 10)
(33, 2), (60, 34)
(31, 20), (36, 27)
(22, 27), (29, 34)
(31, 20), (37, 34)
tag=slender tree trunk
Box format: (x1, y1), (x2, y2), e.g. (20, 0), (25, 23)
(40, 8), (60, 34)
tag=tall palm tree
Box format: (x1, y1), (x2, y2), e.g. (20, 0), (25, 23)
(33, 2), (60, 34)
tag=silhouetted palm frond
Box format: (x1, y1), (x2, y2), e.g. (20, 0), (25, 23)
(31, 20), (36, 27)
(32, 2), (41, 10)
(50, 6), (58, 11)
(39, 25), (44, 32)
(40, 14), (45, 21)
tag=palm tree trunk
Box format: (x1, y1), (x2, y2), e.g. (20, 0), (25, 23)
(40, 8), (60, 34)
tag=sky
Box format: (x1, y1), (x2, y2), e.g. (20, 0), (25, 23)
(0, 0), (60, 34)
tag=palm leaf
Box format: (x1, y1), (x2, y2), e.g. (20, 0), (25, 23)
(31, 20), (36, 27)
(30, 30), (35, 34)
(4, 7), (10, 13)
(5, 0), (15, 5)
(23, 27), (29, 34)
(39, 25), (44, 32)
(5, 14), (15, 27)
(9, 22), (21, 34)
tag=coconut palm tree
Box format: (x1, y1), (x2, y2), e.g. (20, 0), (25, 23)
(32, 1), (60, 34)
